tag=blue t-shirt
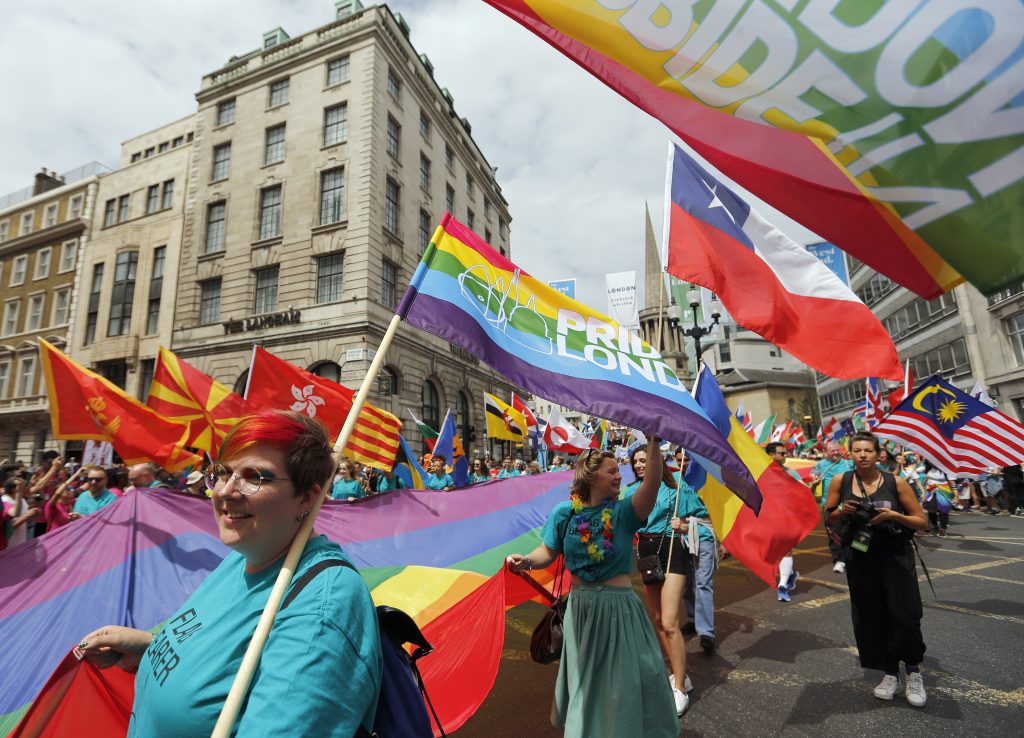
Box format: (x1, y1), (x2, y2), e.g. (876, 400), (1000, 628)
(783, 465), (802, 482)
(73, 489), (118, 515)
(129, 535), (381, 737)
(427, 473), (454, 490)
(331, 477), (364, 500)
(813, 458), (854, 506)
(542, 497), (643, 582)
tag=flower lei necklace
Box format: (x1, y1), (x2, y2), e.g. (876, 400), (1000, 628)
(571, 494), (615, 562)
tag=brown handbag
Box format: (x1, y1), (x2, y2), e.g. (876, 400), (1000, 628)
(519, 553), (568, 665)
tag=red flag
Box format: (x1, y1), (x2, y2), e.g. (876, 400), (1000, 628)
(244, 347), (400, 469)
(38, 340), (200, 472)
(886, 362), (915, 411)
(146, 347), (249, 453)
(510, 392), (538, 428)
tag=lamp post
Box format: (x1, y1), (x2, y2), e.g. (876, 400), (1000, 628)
(667, 289), (720, 365)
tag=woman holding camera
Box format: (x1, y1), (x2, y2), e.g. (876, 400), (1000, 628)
(824, 432), (928, 707)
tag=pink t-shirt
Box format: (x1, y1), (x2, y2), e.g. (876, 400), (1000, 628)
(44, 498), (73, 530)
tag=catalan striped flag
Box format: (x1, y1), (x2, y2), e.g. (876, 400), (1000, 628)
(244, 347), (401, 469)
(875, 375), (1024, 477)
(145, 347), (248, 453)
(684, 366), (819, 586)
(398, 214), (760, 509)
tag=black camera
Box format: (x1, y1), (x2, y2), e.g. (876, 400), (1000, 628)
(31, 493), (45, 503)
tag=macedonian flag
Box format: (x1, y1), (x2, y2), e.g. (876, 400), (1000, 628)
(146, 347), (249, 454)
(38, 339), (200, 472)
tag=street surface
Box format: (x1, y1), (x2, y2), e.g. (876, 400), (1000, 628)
(457, 511), (1024, 737)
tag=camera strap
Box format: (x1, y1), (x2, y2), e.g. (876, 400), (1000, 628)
(911, 537), (937, 600)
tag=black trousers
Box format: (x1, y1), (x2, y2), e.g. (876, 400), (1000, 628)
(845, 539), (926, 672)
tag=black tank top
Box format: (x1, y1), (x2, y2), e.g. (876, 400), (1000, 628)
(839, 471), (910, 542)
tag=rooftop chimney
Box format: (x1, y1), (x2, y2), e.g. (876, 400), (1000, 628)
(33, 167), (63, 196)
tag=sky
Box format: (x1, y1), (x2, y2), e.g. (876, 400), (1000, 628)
(0, 0), (818, 310)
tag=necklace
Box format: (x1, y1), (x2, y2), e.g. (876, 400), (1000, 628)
(570, 494), (615, 562)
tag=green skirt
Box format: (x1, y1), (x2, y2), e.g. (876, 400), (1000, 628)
(552, 584), (679, 738)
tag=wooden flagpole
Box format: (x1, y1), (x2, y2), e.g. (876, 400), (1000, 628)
(211, 313), (404, 737)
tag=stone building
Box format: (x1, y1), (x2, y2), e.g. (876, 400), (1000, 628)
(0, 166), (103, 463)
(167, 2), (516, 456)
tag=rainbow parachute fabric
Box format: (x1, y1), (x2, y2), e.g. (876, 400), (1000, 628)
(0, 474), (573, 736)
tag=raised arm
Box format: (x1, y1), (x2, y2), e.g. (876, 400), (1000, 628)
(631, 435), (662, 522)
(30, 457), (62, 493)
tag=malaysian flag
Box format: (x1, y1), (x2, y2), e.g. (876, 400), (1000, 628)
(865, 377), (885, 428)
(875, 375), (1024, 477)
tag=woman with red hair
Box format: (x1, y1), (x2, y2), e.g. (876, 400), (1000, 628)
(77, 410), (382, 736)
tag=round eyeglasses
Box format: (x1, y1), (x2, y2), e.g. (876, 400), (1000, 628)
(204, 463), (283, 496)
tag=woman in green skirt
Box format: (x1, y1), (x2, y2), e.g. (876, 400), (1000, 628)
(507, 437), (679, 737)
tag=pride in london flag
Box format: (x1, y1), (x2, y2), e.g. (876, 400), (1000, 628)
(483, 1), (1024, 299)
(398, 214), (761, 509)
(684, 366), (820, 586)
(664, 144), (903, 381)
(146, 347), (248, 453)
(38, 340), (200, 473)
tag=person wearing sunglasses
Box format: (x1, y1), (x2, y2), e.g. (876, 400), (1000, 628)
(469, 458), (490, 484)
(77, 410), (382, 737)
(72, 467), (118, 516)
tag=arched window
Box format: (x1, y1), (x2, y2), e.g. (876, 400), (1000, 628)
(378, 366), (398, 396)
(233, 369), (249, 396)
(422, 380), (440, 440)
(311, 361), (342, 384)
(458, 390), (471, 444)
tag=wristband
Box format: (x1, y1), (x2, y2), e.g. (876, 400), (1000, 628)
(523, 555), (533, 571)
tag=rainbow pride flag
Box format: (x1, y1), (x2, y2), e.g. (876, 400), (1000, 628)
(484, 1), (1024, 299)
(398, 214), (761, 511)
(0, 474), (574, 736)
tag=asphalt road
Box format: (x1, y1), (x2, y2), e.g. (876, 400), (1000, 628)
(455, 511), (1024, 737)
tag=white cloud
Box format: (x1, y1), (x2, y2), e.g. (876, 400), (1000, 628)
(0, 0), (817, 310)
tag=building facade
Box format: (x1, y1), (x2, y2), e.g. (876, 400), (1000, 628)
(0, 168), (99, 463)
(168, 3), (515, 456)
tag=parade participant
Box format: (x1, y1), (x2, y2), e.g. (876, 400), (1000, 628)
(330, 459), (363, 500)
(623, 445), (693, 709)
(767, 442), (802, 602)
(549, 455), (570, 471)
(923, 462), (952, 537)
(426, 455), (454, 491)
(375, 466), (405, 492)
(184, 470), (208, 498)
(898, 453), (926, 500)
(673, 448), (719, 655)
(506, 441), (680, 734)
(28, 454), (63, 537)
(2, 477), (37, 548)
(73, 467), (119, 515)
(1002, 463), (1024, 515)
(876, 447), (897, 473)
(44, 467), (85, 529)
(78, 410), (382, 737)
(127, 463), (169, 490)
(469, 458), (490, 483)
(811, 441), (854, 573)
(824, 431), (928, 708)
(497, 457), (519, 479)
(527, 461), (543, 475)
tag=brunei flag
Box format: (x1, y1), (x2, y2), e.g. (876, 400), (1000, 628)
(38, 340), (200, 473)
(684, 365), (819, 586)
(483, 392), (526, 442)
(146, 347), (248, 454)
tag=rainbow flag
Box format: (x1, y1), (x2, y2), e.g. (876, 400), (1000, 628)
(483, 1), (1024, 299)
(0, 475), (575, 736)
(684, 367), (820, 586)
(398, 214), (761, 511)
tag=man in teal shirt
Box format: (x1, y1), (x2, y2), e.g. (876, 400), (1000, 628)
(496, 457), (519, 479)
(811, 441), (853, 573)
(73, 468), (118, 515)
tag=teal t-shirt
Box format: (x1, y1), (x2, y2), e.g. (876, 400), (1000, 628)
(376, 474), (405, 492)
(542, 497), (643, 582)
(73, 489), (118, 515)
(497, 469), (519, 479)
(128, 535), (381, 737)
(427, 473), (454, 490)
(331, 477), (364, 500)
(814, 458), (854, 506)
(470, 474), (490, 484)
(622, 480), (675, 535)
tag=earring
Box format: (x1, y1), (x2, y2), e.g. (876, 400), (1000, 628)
(296, 508), (311, 523)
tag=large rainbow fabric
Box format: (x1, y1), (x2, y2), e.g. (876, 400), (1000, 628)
(484, 1), (1024, 298)
(398, 214), (761, 510)
(684, 368), (820, 586)
(0, 474), (573, 736)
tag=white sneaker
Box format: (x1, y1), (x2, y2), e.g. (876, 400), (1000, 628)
(905, 672), (927, 707)
(873, 674), (902, 700)
(833, 561), (846, 573)
(669, 673), (694, 693)
(672, 687), (690, 716)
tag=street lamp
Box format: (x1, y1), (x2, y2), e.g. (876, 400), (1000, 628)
(667, 289), (720, 364)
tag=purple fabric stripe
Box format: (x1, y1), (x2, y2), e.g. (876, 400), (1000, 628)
(402, 291), (760, 505)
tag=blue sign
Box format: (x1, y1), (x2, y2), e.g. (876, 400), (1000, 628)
(547, 279), (576, 300)
(806, 242), (849, 286)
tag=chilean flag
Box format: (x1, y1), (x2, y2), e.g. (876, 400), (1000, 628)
(663, 144), (902, 381)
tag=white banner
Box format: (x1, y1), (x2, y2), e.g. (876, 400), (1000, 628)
(83, 440), (114, 467)
(605, 271), (639, 330)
